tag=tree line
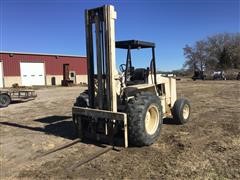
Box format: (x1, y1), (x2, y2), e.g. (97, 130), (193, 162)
(183, 33), (240, 72)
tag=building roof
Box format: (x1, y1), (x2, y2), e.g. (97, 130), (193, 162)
(0, 51), (86, 58)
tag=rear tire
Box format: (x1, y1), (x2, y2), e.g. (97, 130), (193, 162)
(172, 98), (190, 124)
(127, 92), (162, 146)
(0, 94), (11, 108)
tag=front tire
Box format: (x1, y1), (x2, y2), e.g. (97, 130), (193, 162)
(74, 91), (89, 107)
(73, 91), (89, 139)
(127, 93), (162, 146)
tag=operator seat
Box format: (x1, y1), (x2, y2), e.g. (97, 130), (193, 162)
(127, 68), (149, 85)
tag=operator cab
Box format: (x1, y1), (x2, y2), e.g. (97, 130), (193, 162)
(116, 40), (157, 86)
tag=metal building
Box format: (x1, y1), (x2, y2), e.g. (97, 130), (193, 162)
(0, 51), (87, 87)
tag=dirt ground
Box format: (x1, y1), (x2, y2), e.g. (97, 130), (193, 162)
(0, 80), (239, 179)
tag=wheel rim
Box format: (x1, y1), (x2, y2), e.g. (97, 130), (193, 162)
(183, 104), (190, 119)
(145, 105), (160, 135)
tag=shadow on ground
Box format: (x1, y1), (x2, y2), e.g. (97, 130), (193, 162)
(34, 115), (72, 124)
(0, 115), (76, 140)
(163, 118), (179, 125)
(0, 116), (182, 147)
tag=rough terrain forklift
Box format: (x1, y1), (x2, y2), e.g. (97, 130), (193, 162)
(72, 5), (191, 147)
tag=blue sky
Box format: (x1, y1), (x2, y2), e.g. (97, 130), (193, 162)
(0, 0), (239, 71)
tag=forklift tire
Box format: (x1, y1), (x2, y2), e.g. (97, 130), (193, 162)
(172, 98), (190, 124)
(127, 92), (162, 146)
(73, 92), (89, 138)
(0, 94), (11, 108)
(74, 91), (89, 107)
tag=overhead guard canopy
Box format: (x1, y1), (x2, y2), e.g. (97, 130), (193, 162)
(116, 40), (155, 49)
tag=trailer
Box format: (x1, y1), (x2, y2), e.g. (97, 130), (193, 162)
(0, 88), (37, 107)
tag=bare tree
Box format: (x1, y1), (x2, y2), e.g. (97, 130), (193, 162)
(183, 33), (240, 71)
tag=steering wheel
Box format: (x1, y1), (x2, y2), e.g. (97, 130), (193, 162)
(119, 64), (126, 73)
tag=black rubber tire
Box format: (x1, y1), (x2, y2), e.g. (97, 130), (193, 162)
(74, 91), (89, 107)
(73, 91), (89, 139)
(172, 98), (191, 124)
(126, 92), (162, 146)
(0, 94), (11, 108)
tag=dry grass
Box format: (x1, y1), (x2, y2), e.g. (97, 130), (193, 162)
(0, 80), (239, 179)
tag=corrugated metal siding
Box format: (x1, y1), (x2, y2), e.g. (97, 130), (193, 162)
(0, 53), (87, 76)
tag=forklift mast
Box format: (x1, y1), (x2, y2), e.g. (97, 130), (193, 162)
(85, 5), (117, 112)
